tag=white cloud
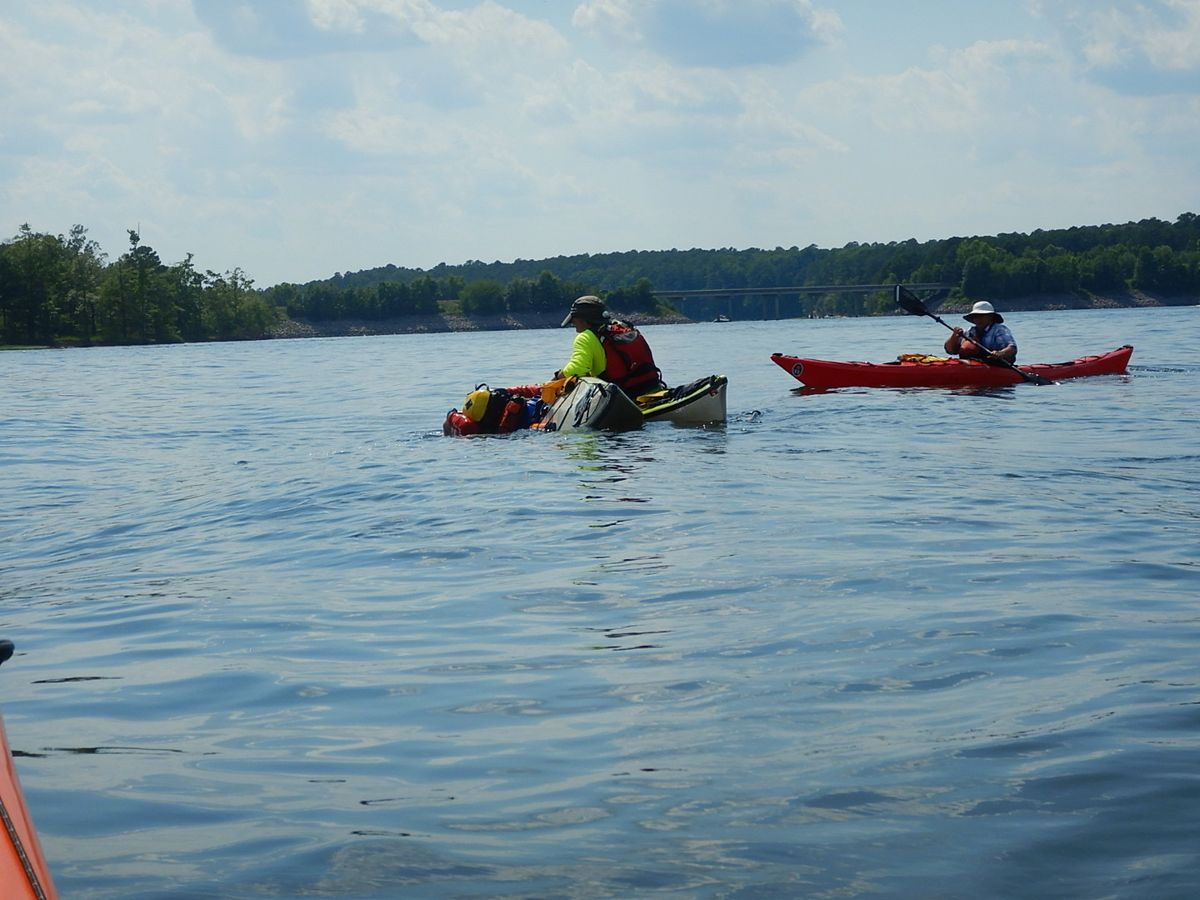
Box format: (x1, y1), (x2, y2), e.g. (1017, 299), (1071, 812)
(0, 1), (1194, 283)
(308, 0), (370, 33)
(1037, 0), (1200, 94)
(1082, 0), (1200, 72)
(572, 0), (638, 41)
(573, 0), (843, 68)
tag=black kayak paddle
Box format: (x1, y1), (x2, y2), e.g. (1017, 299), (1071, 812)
(894, 285), (1053, 386)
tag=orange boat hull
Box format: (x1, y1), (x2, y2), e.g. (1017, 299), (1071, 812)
(1, 715), (57, 899)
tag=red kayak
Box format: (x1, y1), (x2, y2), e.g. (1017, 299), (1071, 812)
(1, 641), (58, 900)
(770, 345), (1133, 389)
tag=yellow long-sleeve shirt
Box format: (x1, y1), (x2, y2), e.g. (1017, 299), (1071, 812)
(560, 328), (607, 378)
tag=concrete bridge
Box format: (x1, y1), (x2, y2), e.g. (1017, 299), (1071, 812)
(652, 282), (954, 321)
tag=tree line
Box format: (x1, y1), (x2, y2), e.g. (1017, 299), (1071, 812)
(0, 225), (279, 347)
(4, 213), (1198, 347)
(316, 212), (1200, 297)
(281, 212), (1199, 322)
(261, 270), (657, 322)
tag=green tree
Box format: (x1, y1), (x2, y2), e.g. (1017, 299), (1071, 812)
(61, 225), (107, 343)
(1132, 247), (1161, 291)
(459, 279), (505, 315)
(1040, 248), (1079, 293)
(264, 282), (301, 318)
(957, 239), (1009, 298)
(530, 270), (567, 312)
(1079, 245), (1135, 291)
(3, 224), (66, 344)
(98, 231), (172, 343)
(409, 276), (442, 315)
(204, 268), (270, 339)
(504, 277), (533, 312)
(172, 254), (207, 341)
(98, 261), (135, 343)
(605, 277), (655, 314)
(375, 281), (409, 318)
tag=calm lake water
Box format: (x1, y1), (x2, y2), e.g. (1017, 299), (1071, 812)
(2, 306), (1198, 899)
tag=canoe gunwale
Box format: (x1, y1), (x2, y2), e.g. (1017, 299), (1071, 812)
(638, 374), (729, 425)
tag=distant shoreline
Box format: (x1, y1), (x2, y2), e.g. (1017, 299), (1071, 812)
(4, 290), (1193, 350)
(267, 289), (1196, 340)
(266, 309), (691, 340)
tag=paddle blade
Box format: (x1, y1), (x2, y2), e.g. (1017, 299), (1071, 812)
(895, 285), (928, 317)
(1021, 371), (1055, 386)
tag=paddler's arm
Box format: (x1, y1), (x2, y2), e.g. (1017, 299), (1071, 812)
(945, 326), (986, 358)
(946, 325), (1016, 362)
(555, 329), (605, 379)
(987, 323), (1017, 362)
(989, 342), (1017, 363)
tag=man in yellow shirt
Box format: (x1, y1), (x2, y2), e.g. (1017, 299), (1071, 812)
(553, 295), (608, 379)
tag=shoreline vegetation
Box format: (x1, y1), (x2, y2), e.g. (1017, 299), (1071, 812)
(3, 214), (1198, 349)
(4, 288), (1196, 351)
(264, 287), (1196, 341)
(7, 289), (1190, 348)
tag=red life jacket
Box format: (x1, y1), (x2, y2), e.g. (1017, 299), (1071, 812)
(601, 321), (663, 397)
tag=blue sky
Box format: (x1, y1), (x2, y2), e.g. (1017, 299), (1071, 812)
(2, 0), (1197, 286)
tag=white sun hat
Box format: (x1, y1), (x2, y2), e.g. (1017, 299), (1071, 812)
(964, 301), (1003, 323)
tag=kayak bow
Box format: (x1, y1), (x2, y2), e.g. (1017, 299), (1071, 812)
(1, 641), (58, 900)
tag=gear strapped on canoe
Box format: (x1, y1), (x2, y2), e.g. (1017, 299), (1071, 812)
(444, 384), (544, 436)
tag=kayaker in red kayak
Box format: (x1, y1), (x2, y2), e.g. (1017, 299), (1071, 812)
(944, 301), (1017, 363)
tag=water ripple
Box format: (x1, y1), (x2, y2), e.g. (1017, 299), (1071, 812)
(4, 310), (1200, 898)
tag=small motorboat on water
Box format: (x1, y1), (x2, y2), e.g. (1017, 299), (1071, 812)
(442, 373), (728, 436)
(770, 346), (1133, 390)
(1, 640), (58, 900)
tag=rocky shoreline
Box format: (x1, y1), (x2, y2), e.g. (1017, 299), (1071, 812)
(267, 309), (689, 340)
(936, 288), (1197, 314)
(266, 289), (1196, 340)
